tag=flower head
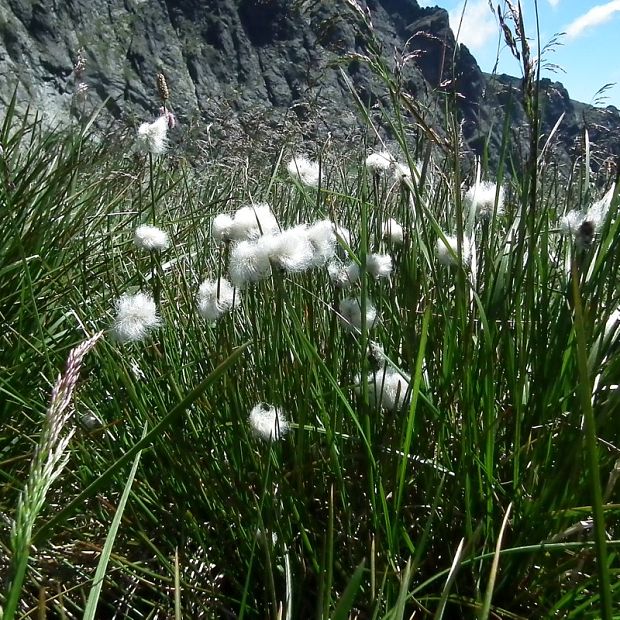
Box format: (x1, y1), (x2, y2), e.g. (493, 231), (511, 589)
(266, 225), (315, 273)
(134, 224), (170, 251)
(249, 404), (290, 441)
(136, 115), (168, 155)
(197, 278), (240, 322)
(356, 365), (410, 411)
(338, 297), (378, 333)
(366, 253), (392, 279)
(365, 150), (394, 174)
(212, 213), (234, 243)
(228, 239), (272, 288)
(307, 220), (337, 266)
(382, 218), (404, 244)
(327, 260), (358, 288)
(436, 234), (472, 267)
(559, 210), (584, 236)
(230, 203), (279, 241)
(287, 155), (320, 188)
(112, 292), (160, 343)
(465, 181), (505, 220)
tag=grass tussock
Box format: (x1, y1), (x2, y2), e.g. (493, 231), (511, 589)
(1, 6), (620, 618)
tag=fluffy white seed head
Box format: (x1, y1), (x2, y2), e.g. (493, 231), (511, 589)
(338, 297), (378, 333)
(112, 292), (160, 343)
(228, 240), (272, 288)
(366, 253), (392, 279)
(356, 365), (410, 411)
(212, 213), (234, 243)
(134, 224), (170, 251)
(393, 161), (420, 186)
(197, 278), (240, 322)
(136, 115), (168, 155)
(436, 234), (472, 267)
(229, 203), (279, 241)
(328, 260), (356, 288)
(287, 155), (320, 188)
(249, 404), (289, 441)
(365, 150), (394, 174)
(307, 220), (337, 266)
(559, 210), (585, 236)
(382, 218), (404, 244)
(465, 181), (505, 219)
(586, 184), (615, 230)
(265, 225), (315, 273)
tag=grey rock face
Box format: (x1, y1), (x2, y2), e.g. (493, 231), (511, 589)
(0, 0), (618, 169)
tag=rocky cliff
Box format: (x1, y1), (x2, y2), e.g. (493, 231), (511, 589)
(1, 0), (619, 170)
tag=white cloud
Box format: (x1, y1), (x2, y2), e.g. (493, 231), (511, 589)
(547, 0), (561, 7)
(449, 0), (497, 50)
(565, 0), (620, 40)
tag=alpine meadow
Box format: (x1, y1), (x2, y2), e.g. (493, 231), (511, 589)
(1, 1), (620, 618)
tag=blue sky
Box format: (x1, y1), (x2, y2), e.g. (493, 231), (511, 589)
(418, 0), (620, 107)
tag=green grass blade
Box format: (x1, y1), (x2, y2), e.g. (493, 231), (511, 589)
(83, 435), (145, 620)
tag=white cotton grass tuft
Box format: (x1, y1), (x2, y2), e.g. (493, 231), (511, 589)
(382, 218), (404, 244)
(136, 115), (168, 155)
(465, 181), (505, 220)
(327, 260), (358, 289)
(586, 183), (615, 229)
(307, 220), (337, 266)
(356, 365), (411, 411)
(338, 297), (378, 333)
(212, 213), (234, 243)
(366, 253), (392, 279)
(134, 224), (170, 251)
(229, 203), (280, 241)
(265, 225), (315, 273)
(559, 209), (584, 236)
(228, 239), (272, 288)
(249, 404), (290, 441)
(365, 150), (394, 174)
(436, 233), (472, 267)
(287, 154), (320, 188)
(112, 292), (161, 343)
(197, 278), (240, 322)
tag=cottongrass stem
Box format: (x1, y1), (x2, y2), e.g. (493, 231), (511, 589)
(6, 332), (103, 619)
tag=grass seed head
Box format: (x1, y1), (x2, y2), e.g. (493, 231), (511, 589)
(112, 292), (161, 343)
(197, 278), (240, 322)
(249, 404), (289, 441)
(134, 224), (170, 251)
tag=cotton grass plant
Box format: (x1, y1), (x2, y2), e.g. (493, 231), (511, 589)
(2, 10), (620, 620)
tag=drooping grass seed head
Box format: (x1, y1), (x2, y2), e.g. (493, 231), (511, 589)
(134, 224), (170, 252)
(228, 239), (272, 288)
(112, 292), (161, 343)
(249, 404), (290, 441)
(287, 154), (320, 188)
(197, 278), (240, 322)
(137, 115), (169, 155)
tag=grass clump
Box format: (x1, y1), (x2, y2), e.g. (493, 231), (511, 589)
(1, 8), (620, 618)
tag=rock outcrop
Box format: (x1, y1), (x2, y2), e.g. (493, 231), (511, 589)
(1, 0), (618, 170)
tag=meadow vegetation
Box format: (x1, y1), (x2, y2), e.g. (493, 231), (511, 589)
(1, 4), (620, 618)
